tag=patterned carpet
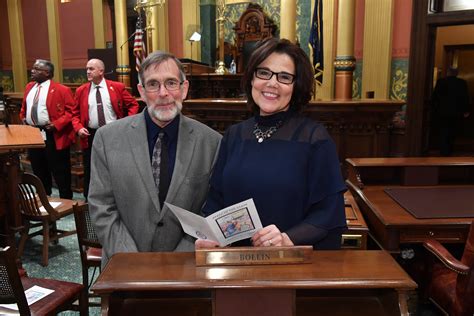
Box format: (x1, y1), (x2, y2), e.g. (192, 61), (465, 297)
(20, 190), (100, 316)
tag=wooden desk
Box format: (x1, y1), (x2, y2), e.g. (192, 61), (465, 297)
(92, 251), (416, 316)
(0, 125), (44, 254)
(346, 157), (474, 252)
(343, 191), (369, 249)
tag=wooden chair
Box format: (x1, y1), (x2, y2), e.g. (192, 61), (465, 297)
(423, 220), (474, 316)
(73, 203), (102, 308)
(233, 3), (277, 73)
(0, 246), (86, 315)
(17, 172), (76, 266)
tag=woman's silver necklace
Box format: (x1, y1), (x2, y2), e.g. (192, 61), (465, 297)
(253, 120), (283, 143)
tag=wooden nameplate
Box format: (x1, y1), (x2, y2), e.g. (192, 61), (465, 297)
(195, 246), (313, 266)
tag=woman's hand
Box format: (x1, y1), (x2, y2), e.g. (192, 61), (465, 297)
(195, 239), (220, 249)
(251, 224), (294, 247)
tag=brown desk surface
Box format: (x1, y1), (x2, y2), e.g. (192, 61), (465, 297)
(354, 184), (474, 226)
(346, 157), (474, 167)
(0, 125), (45, 150)
(384, 187), (474, 219)
(347, 181), (473, 251)
(92, 251), (416, 294)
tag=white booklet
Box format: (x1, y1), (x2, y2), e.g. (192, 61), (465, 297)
(166, 198), (263, 246)
(0, 285), (54, 314)
(39, 202), (62, 213)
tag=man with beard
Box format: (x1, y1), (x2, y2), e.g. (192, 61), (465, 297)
(72, 58), (139, 199)
(89, 51), (221, 266)
(19, 59), (75, 199)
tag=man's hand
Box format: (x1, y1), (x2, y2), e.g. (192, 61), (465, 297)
(195, 239), (220, 249)
(78, 127), (90, 138)
(44, 123), (56, 132)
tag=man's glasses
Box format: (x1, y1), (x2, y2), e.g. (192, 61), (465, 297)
(254, 68), (295, 84)
(143, 79), (183, 92)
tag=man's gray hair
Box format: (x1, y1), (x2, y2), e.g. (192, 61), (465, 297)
(36, 59), (54, 78)
(138, 51), (186, 84)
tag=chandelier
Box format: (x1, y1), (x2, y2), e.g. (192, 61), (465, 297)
(134, 0), (166, 12)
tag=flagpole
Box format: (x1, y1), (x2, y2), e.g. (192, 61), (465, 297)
(133, 15), (147, 84)
(309, 0), (324, 100)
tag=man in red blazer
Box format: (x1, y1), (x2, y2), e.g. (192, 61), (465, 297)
(72, 58), (139, 198)
(20, 59), (75, 199)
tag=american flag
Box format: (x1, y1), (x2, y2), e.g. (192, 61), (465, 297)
(134, 16), (147, 73)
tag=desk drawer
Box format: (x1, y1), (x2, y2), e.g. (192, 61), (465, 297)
(400, 229), (466, 243)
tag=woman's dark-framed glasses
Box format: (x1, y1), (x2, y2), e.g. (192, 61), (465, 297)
(254, 68), (295, 84)
(143, 79), (183, 92)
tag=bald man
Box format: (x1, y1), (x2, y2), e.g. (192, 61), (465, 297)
(72, 59), (139, 198)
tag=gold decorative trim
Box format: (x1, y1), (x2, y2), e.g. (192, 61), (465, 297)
(334, 58), (356, 70)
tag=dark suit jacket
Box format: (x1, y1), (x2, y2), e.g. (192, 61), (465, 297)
(432, 76), (470, 118)
(20, 80), (75, 150)
(72, 79), (140, 149)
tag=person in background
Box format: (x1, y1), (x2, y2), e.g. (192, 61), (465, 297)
(198, 38), (347, 250)
(20, 59), (75, 199)
(71, 58), (139, 199)
(89, 51), (221, 266)
(432, 66), (471, 156)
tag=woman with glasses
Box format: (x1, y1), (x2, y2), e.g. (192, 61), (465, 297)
(198, 38), (346, 249)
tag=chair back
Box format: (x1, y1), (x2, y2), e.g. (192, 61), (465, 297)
(73, 203), (102, 250)
(0, 247), (30, 315)
(457, 220), (474, 313)
(461, 221), (474, 267)
(233, 3), (276, 73)
(17, 173), (59, 219)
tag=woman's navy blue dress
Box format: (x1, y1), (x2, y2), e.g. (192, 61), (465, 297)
(203, 110), (347, 249)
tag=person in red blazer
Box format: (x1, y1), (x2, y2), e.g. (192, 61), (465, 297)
(20, 59), (75, 199)
(71, 58), (139, 198)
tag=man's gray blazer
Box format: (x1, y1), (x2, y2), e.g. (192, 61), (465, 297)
(88, 112), (221, 265)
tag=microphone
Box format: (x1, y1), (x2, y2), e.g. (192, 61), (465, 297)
(120, 32), (137, 49)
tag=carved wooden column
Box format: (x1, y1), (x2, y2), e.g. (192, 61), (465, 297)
(334, 0), (356, 100)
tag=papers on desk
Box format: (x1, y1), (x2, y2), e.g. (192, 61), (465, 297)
(166, 199), (263, 246)
(39, 202), (62, 213)
(0, 285), (54, 314)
